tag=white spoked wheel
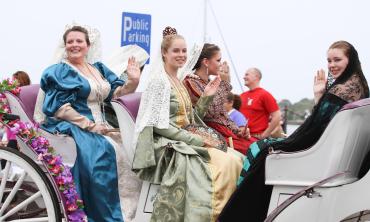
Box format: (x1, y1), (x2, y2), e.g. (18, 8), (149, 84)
(0, 147), (61, 222)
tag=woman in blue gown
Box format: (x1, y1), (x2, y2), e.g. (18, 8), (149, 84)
(41, 25), (142, 222)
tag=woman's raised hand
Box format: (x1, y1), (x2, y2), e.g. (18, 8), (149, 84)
(203, 75), (221, 97)
(126, 56), (141, 82)
(219, 61), (230, 82)
(313, 69), (327, 104)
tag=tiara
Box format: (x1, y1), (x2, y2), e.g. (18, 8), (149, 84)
(162, 26), (177, 38)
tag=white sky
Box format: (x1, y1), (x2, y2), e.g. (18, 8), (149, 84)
(1, 0), (370, 103)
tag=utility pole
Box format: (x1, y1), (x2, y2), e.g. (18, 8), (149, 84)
(203, 0), (208, 43)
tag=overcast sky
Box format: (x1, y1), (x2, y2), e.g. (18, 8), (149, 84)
(1, 0), (370, 102)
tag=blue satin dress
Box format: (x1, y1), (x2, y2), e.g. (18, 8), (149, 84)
(41, 62), (125, 222)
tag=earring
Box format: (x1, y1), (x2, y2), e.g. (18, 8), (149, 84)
(206, 65), (209, 76)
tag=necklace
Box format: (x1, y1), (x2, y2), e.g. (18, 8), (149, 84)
(84, 63), (109, 125)
(167, 74), (194, 125)
(69, 61), (109, 125)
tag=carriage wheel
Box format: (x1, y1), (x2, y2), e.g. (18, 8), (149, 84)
(0, 147), (61, 221)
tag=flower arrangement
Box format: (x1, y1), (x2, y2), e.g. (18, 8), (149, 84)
(0, 79), (87, 222)
(0, 79), (19, 116)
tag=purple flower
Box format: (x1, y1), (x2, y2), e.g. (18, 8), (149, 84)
(38, 136), (49, 145)
(30, 139), (39, 149)
(68, 209), (87, 222)
(64, 188), (78, 200)
(61, 169), (73, 184)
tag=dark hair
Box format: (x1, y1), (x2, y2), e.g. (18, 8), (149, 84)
(13, 71), (31, 86)
(161, 26), (184, 61)
(193, 43), (220, 70)
(226, 92), (234, 103)
(63, 26), (90, 46)
(225, 93), (242, 110)
(233, 94), (242, 110)
(328, 41), (369, 97)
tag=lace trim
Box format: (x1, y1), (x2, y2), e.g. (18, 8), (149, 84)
(104, 135), (141, 222)
(33, 89), (46, 123)
(133, 43), (203, 148)
(329, 74), (364, 102)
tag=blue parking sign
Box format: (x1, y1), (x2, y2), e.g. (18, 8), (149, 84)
(121, 12), (151, 64)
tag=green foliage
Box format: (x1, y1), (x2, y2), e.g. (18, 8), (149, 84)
(279, 98), (314, 121)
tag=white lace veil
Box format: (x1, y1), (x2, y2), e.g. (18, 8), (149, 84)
(50, 22), (102, 64)
(132, 42), (203, 147)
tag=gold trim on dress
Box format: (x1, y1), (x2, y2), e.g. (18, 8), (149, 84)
(168, 75), (194, 127)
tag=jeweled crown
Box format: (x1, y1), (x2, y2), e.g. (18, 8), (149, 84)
(162, 26), (177, 38)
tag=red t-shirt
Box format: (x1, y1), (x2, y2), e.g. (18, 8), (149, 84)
(240, 87), (279, 134)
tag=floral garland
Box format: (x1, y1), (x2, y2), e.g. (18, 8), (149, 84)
(0, 79), (87, 222)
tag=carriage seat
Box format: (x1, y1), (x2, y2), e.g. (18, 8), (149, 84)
(4, 84), (40, 122)
(266, 98), (370, 187)
(4, 85), (77, 166)
(111, 92), (141, 164)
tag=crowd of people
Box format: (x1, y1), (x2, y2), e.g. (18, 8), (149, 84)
(1, 24), (369, 222)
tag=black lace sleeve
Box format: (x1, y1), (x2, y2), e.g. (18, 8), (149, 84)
(329, 74), (365, 103)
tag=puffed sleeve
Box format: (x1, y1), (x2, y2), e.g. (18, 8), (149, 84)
(93, 62), (125, 101)
(41, 63), (84, 117)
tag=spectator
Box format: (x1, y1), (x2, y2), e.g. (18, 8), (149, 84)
(13, 71), (31, 86)
(239, 68), (281, 139)
(224, 92), (248, 128)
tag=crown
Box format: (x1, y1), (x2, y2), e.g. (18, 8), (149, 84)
(162, 26), (177, 38)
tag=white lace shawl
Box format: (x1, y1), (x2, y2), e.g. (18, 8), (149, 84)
(132, 43), (203, 147)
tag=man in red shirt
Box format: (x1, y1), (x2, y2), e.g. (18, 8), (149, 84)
(240, 68), (281, 139)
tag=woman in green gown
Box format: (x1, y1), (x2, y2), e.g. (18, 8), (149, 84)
(132, 27), (244, 222)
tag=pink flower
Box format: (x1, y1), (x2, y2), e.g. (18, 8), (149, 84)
(48, 156), (62, 165)
(51, 165), (61, 174)
(67, 203), (78, 212)
(37, 153), (44, 161)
